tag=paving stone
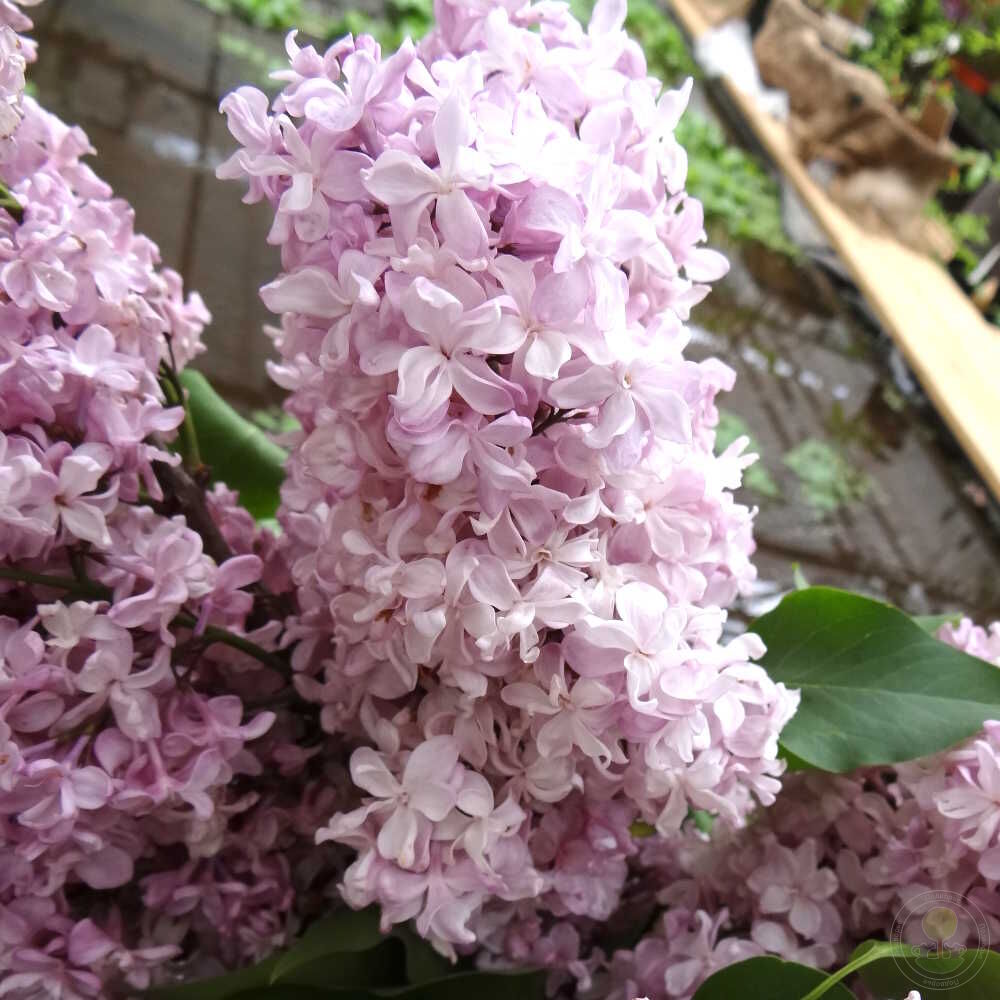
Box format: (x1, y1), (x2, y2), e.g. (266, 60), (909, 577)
(78, 122), (196, 271)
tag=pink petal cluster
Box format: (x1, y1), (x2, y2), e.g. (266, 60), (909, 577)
(599, 618), (1000, 999)
(0, 5), (331, 995)
(221, 0), (798, 966)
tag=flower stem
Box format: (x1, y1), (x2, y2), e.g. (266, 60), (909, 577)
(0, 566), (109, 599)
(532, 406), (575, 436)
(0, 565), (287, 673)
(173, 611), (289, 674)
(0, 181), (23, 224)
(159, 356), (203, 471)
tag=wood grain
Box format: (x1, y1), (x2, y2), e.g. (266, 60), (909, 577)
(670, 0), (1000, 501)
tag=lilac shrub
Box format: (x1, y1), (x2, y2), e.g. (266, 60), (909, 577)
(2, 0), (1000, 997)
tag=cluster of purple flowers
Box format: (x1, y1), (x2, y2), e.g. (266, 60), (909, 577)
(0, 3), (346, 995)
(600, 620), (1000, 1000)
(220, 0), (802, 970)
(217, 0), (1000, 994)
(3, 0), (1000, 996)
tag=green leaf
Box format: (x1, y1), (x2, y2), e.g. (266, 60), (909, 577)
(229, 968), (545, 1000)
(178, 370), (286, 521)
(375, 969), (546, 1000)
(779, 746), (814, 772)
(392, 925), (452, 986)
(270, 909), (390, 984)
(268, 908), (452, 991)
(232, 990), (338, 1000)
(798, 941), (913, 1000)
(856, 941), (1000, 999)
(274, 939), (404, 990)
(692, 956), (854, 1000)
(755, 588), (1000, 772)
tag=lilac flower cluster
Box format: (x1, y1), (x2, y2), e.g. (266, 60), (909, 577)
(0, 4), (337, 995)
(598, 619), (1000, 999)
(6, 0), (998, 995)
(220, 0), (799, 966)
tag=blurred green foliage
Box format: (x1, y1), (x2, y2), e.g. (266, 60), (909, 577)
(822, 0), (1000, 313)
(327, 0), (435, 52)
(196, 0), (315, 32)
(783, 438), (871, 516)
(677, 114), (801, 258)
(836, 0), (1000, 110)
(580, 0), (797, 256)
(715, 410), (782, 498)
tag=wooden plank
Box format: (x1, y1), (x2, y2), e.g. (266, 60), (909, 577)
(669, 0), (1000, 502)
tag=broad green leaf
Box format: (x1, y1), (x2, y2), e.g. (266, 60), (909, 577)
(275, 939), (404, 990)
(392, 925), (452, 986)
(780, 746), (815, 772)
(375, 969), (546, 1000)
(179, 370), (286, 521)
(754, 587), (1000, 772)
(148, 913), (546, 1000)
(692, 956), (854, 1000)
(799, 941), (913, 1000)
(232, 990), (339, 1000)
(269, 908), (449, 990)
(856, 941), (1000, 999)
(227, 969), (545, 1000)
(270, 909), (394, 984)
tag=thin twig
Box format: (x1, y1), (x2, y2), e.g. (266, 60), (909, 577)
(0, 565), (286, 673)
(0, 566), (109, 600)
(158, 358), (202, 470)
(532, 406), (577, 437)
(152, 457), (234, 566)
(173, 611), (290, 675)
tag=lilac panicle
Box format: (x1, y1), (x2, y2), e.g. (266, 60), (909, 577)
(220, 0), (798, 972)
